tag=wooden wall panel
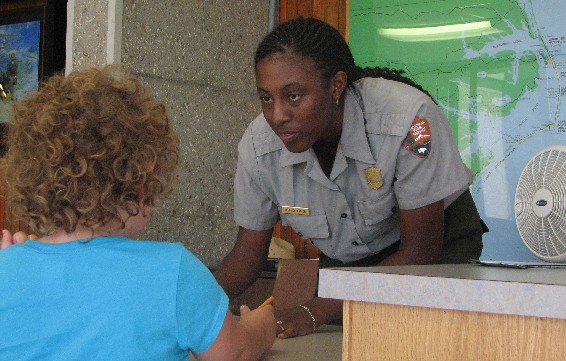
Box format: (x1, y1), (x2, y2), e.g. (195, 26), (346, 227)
(273, 0), (349, 259)
(0, 0), (47, 12)
(280, 0), (349, 38)
(0, 172), (30, 234)
(0, 173), (29, 234)
(297, 0), (313, 19)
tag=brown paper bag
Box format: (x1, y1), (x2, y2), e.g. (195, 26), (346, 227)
(272, 258), (319, 310)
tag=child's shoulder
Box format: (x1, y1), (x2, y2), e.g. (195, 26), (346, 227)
(101, 236), (187, 257)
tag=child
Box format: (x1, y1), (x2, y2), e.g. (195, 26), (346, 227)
(0, 65), (275, 361)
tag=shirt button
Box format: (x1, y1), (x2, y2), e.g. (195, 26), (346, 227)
(340, 213), (348, 218)
(352, 241), (359, 246)
(297, 232), (303, 237)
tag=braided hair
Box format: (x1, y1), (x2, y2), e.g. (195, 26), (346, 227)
(255, 17), (431, 97)
(255, 17), (356, 87)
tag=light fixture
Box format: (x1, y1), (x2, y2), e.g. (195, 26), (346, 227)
(378, 21), (498, 42)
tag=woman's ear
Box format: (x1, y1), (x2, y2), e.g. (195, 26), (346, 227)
(331, 70), (348, 102)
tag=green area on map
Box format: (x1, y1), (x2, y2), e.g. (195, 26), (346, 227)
(349, 0), (542, 175)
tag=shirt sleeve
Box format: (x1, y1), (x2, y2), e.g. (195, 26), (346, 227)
(176, 248), (229, 354)
(394, 99), (472, 210)
(233, 126), (281, 231)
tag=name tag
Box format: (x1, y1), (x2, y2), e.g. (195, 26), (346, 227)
(281, 206), (310, 216)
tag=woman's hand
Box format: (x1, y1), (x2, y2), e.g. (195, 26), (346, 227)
(1, 230), (36, 250)
(274, 297), (342, 339)
(274, 305), (317, 339)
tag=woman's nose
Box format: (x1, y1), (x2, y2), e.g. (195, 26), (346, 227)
(270, 100), (290, 126)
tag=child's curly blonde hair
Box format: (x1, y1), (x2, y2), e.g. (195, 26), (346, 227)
(2, 65), (179, 236)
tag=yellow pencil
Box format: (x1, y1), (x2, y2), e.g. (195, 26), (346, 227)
(259, 295), (274, 307)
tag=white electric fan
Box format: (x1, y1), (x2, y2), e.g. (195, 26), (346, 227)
(514, 145), (566, 262)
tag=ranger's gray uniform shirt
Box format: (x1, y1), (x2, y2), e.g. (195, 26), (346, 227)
(234, 78), (472, 263)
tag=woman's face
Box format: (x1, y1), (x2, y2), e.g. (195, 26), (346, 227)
(255, 52), (342, 153)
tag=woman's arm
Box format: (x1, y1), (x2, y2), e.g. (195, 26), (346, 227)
(214, 227), (273, 299)
(380, 200), (444, 266)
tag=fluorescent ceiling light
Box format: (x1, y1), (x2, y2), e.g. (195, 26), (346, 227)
(378, 21), (497, 42)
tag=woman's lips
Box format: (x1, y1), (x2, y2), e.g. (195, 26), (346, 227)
(277, 131), (299, 144)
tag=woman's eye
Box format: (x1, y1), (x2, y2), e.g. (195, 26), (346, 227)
(288, 94), (301, 102)
(259, 96), (272, 104)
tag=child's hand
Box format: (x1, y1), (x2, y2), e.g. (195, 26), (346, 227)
(1, 230), (35, 250)
(239, 304), (276, 349)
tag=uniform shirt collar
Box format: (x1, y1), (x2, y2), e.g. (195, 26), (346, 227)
(339, 84), (376, 164)
(279, 147), (313, 167)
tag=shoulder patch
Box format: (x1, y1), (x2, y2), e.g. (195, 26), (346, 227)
(402, 116), (431, 158)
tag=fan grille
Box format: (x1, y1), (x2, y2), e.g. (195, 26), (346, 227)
(515, 146), (566, 262)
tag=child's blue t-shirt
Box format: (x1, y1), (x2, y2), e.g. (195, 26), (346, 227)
(0, 236), (229, 361)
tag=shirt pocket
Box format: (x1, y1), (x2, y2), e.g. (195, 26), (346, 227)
(281, 214), (330, 239)
(357, 191), (399, 236)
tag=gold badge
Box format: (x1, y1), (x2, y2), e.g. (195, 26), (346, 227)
(364, 167), (383, 190)
(281, 206), (310, 216)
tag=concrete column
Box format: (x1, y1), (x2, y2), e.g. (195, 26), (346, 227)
(66, 0), (123, 74)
